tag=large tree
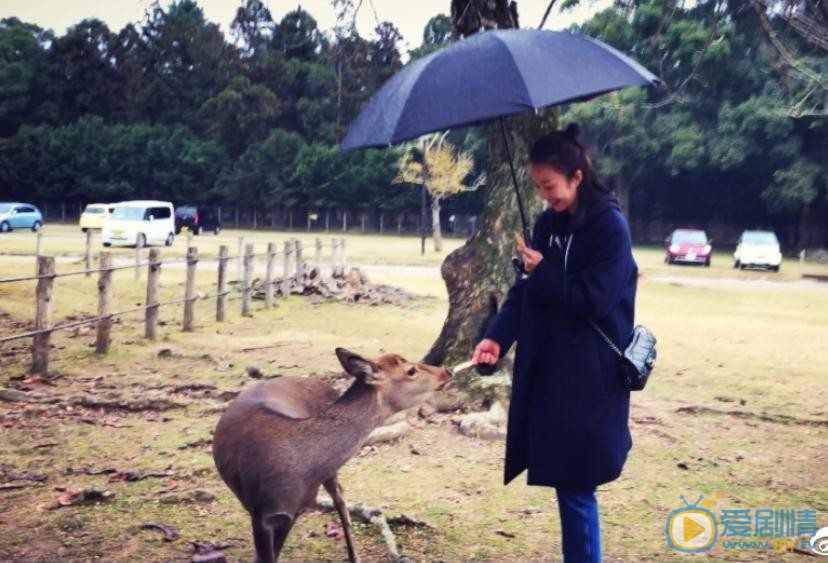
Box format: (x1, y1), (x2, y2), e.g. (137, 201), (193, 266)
(0, 18), (51, 137)
(423, 1), (557, 368)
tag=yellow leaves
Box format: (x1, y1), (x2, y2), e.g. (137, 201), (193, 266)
(394, 138), (485, 200)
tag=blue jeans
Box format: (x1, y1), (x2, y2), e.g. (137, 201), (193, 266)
(556, 488), (601, 562)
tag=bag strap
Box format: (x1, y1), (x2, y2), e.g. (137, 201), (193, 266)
(587, 319), (623, 358)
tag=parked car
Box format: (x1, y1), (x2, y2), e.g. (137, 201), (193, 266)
(665, 228), (712, 266)
(174, 205), (221, 235)
(79, 203), (116, 232)
(0, 203), (43, 232)
(733, 230), (782, 271)
(102, 200), (175, 248)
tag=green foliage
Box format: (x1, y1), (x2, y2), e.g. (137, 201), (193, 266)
(564, 0), (828, 246)
(408, 14), (452, 60)
(0, 2), (407, 217)
(2, 0), (825, 243)
(0, 18), (51, 136)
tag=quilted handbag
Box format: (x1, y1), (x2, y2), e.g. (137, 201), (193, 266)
(588, 321), (657, 391)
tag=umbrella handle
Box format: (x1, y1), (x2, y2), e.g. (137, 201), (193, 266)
(499, 118), (532, 247)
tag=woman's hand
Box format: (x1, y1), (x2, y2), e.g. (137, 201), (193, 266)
(473, 338), (501, 366)
(517, 238), (544, 274)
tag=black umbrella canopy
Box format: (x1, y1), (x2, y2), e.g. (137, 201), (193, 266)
(341, 29), (659, 151)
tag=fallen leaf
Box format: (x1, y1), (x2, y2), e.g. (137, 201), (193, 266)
(190, 540), (231, 562)
(324, 521), (344, 541)
(140, 523), (180, 542)
(41, 488), (114, 510)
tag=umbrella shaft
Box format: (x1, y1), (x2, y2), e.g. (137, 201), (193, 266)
(499, 118), (531, 246)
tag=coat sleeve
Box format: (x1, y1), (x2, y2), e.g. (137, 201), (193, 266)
(483, 276), (526, 358)
(482, 214), (550, 357)
(526, 211), (631, 320)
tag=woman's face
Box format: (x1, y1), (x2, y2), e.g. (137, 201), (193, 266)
(529, 163), (582, 214)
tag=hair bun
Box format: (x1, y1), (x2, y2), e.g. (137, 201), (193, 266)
(563, 123), (580, 141)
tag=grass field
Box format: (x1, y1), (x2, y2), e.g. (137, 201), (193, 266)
(1, 227), (826, 562)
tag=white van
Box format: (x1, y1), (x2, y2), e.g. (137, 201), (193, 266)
(102, 200), (175, 248)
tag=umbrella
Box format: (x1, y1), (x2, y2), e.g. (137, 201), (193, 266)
(340, 29), (659, 243)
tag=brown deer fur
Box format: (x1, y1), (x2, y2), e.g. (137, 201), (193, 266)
(212, 348), (450, 563)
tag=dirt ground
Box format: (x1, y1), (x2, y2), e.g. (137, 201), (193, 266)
(1, 242), (826, 562)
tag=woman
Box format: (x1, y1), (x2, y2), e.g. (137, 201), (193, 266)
(472, 123), (637, 562)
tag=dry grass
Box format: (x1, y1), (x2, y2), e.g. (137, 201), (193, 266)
(1, 240), (826, 562)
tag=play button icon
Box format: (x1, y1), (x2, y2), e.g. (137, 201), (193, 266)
(684, 515), (705, 542)
(666, 508), (717, 553)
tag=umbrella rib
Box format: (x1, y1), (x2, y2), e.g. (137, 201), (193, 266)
(491, 32), (543, 111)
(388, 50), (448, 145)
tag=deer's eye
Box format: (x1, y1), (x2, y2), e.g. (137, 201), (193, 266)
(406, 366), (417, 377)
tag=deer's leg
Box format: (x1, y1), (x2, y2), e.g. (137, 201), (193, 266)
(267, 513), (295, 561)
(251, 513), (275, 563)
(323, 475), (359, 563)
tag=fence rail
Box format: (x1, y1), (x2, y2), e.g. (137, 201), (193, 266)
(0, 237), (348, 376)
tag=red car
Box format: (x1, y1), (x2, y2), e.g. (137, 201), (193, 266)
(665, 228), (712, 266)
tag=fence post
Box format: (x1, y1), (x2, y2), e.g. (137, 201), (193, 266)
(95, 252), (112, 354)
(331, 238), (338, 272)
(32, 256), (55, 375)
(315, 238), (322, 272)
(237, 236), (244, 281)
(84, 230), (93, 277)
(134, 236), (143, 280)
(217, 245), (228, 322)
(294, 239), (303, 284)
(282, 240), (292, 298)
(183, 246), (197, 332)
(340, 238), (347, 269)
(35, 230), (43, 276)
(145, 249), (161, 340)
(242, 243), (253, 317)
(265, 242), (275, 309)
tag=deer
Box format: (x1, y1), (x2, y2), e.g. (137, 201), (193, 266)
(212, 347), (451, 563)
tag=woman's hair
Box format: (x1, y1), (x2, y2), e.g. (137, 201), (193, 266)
(528, 123), (609, 222)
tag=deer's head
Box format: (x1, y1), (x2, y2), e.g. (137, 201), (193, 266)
(335, 348), (450, 412)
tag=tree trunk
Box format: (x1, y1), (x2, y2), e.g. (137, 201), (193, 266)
(797, 201), (823, 250)
(424, 114), (555, 366)
(432, 197), (443, 252)
(424, 1), (556, 367)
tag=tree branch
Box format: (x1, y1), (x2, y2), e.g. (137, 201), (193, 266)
(750, 0), (828, 91)
(538, 0), (558, 29)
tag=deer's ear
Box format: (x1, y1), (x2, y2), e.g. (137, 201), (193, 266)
(335, 348), (381, 383)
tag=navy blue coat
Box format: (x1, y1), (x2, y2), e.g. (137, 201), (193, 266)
(485, 193), (637, 490)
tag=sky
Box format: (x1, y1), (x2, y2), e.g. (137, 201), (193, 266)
(0, 0), (613, 53)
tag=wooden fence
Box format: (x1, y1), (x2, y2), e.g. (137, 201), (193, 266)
(0, 238), (348, 376)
